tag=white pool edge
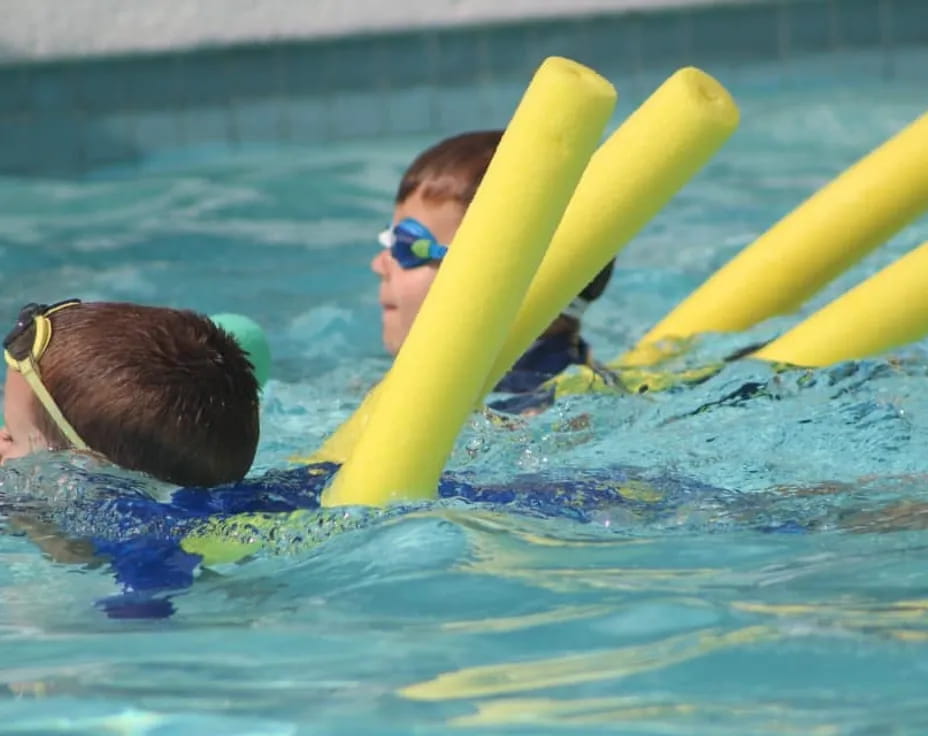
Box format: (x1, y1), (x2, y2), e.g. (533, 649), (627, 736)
(0, 0), (776, 63)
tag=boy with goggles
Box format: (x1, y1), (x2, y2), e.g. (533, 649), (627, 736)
(373, 130), (615, 409)
(1, 300), (259, 487)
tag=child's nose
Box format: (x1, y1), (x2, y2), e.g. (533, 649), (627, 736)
(371, 248), (390, 277)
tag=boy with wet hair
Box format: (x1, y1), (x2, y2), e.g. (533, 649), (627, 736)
(1, 300), (259, 487)
(373, 130), (615, 404)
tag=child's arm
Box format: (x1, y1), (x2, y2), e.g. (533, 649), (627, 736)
(8, 513), (100, 564)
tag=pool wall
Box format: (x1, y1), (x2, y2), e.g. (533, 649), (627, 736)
(0, 0), (925, 175)
(0, 0), (777, 62)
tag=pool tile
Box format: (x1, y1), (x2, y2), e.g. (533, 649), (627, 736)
(327, 37), (382, 93)
(432, 29), (482, 87)
(182, 104), (233, 147)
(892, 0), (928, 45)
(0, 65), (30, 115)
(331, 89), (386, 139)
(833, 0), (883, 47)
(785, 0), (835, 54)
(891, 45), (928, 80)
(638, 9), (693, 71)
(278, 96), (330, 143)
(227, 45), (286, 100)
(28, 62), (79, 112)
(0, 116), (35, 172)
(30, 113), (84, 172)
(524, 17), (587, 66)
(73, 58), (132, 113)
(374, 33), (432, 89)
(691, 3), (783, 63)
(118, 54), (188, 111)
(577, 13), (642, 83)
(131, 109), (184, 151)
(182, 50), (234, 108)
(231, 98), (284, 143)
(279, 42), (329, 98)
(383, 85), (434, 136)
(81, 113), (139, 168)
(473, 74), (512, 125)
(434, 84), (495, 133)
(482, 24), (534, 82)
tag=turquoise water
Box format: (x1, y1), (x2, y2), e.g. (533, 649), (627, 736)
(2, 48), (928, 733)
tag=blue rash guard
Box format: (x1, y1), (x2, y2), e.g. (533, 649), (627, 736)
(489, 332), (616, 414)
(38, 461), (736, 619)
(494, 332), (593, 394)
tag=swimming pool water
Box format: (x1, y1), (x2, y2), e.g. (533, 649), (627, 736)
(2, 47), (928, 734)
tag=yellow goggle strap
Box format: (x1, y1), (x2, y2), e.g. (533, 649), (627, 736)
(3, 307), (90, 451)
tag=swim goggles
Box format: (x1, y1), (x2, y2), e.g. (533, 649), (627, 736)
(378, 217), (448, 269)
(3, 300), (89, 450)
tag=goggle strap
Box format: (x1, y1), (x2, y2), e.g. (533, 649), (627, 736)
(8, 353), (90, 451)
(3, 300), (81, 355)
(3, 299), (89, 451)
(31, 313), (54, 358)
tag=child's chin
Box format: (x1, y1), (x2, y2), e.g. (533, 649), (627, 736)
(383, 336), (402, 357)
(381, 315), (403, 354)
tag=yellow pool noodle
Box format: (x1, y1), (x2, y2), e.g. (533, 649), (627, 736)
(752, 241), (928, 366)
(323, 57), (616, 507)
(299, 383), (382, 465)
(300, 67), (738, 466)
(623, 110), (928, 366)
(480, 66), (739, 395)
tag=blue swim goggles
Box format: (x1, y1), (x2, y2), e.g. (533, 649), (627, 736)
(378, 218), (448, 269)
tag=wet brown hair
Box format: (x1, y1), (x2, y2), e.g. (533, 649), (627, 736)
(8, 302), (259, 487)
(397, 130), (503, 207)
(397, 130), (615, 310)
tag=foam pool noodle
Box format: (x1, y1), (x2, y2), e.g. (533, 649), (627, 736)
(323, 57), (616, 507)
(622, 110), (928, 367)
(752, 240), (928, 366)
(480, 66), (739, 397)
(299, 382), (382, 465)
(210, 313), (271, 389)
(300, 66), (739, 465)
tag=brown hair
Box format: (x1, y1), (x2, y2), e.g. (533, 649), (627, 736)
(9, 302), (259, 487)
(398, 130), (615, 317)
(397, 130), (503, 207)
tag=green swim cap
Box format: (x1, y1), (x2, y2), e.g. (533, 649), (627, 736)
(210, 313), (271, 389)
